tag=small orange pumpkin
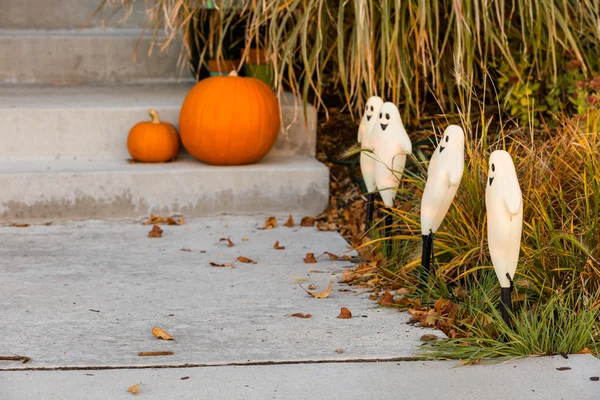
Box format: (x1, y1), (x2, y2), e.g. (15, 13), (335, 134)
(127, 109), (179, 162)
(179, 71), (280, 165)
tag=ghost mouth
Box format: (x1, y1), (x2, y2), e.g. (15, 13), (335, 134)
(439, 145), (446, 153)
(380, 123), (388, 131)
(366, 115), (372, 121)
(489, 177), (494, 186)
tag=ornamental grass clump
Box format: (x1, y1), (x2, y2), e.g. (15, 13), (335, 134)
(94, 0), (600, 123)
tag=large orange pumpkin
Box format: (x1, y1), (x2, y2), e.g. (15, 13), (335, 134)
(127, 109), (179, 162)
(179, 71), (280, 165)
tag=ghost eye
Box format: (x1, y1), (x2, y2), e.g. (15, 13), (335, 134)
(370, 106), (373, 111)
(445, 136), (449, 143)
(385, 113), (390, 120)
(491, 163), (495, 172)
(379, 113), (382, 119)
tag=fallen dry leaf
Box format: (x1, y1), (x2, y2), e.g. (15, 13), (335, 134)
(10, 223), (29, 228)
(308, 284), (317, 290)
(242, 237), (249, 241)
(138, 351), (174, 357)
(236, 256), (257, 264)
(420, 334), (438, 342)
(303, 253), (317, 263)
(300, 216), (316, 227)
(325, 252), (351, 260)
(259, 216), (278, 230)
(335, 348), (344, 354)
(220, 237), (235, 247)
(378, 290), (394, 306)
(556, 367), (572, 371)
(127, 383), (140, 395)
(369, 289), (380, 300)
(273, 241), (285, 250)
(577, 348), (595, 355)
(181, 248), (193, 252)
(341, 269), (356, 283)
(144, 214), (183, 226)
(316, 221), (337, 231)
(209, 262), (234, 268)
(337, 307), (352, 319)
(283, 214), (294, 227)
(152, 327), (174, 340)
(590, 377), (599, 381)
(148, 225), (163, 238)
(300, 281), (332, 299)
(290, 313), (312, 318)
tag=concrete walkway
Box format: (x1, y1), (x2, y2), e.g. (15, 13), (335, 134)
(1, 216), (599, 398)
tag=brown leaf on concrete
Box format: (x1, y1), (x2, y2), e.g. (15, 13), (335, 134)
(138, 351), (173, 356)
(303, 253), (317, 263)
(378, 290), (394, 306)
(316, 221), (337, 231)
(341, 269), (356, 283)
(576, 348), (594, 354)
(369, 289), (380, 300)
(308, 284), (317, 290)
(337, 307), (352, 319)
(144, 214), (183, 226)
(180, 248), (193, 252)
(273, 241), (285, 250)
(420, 334), (438, 342)
(556, 367), (572, 371)
(236, 256), (257, 264)
(283, 215), (294, 227)
(324, 251), (351, 260)
(300, 216), (316, 227)
(290, 313), (312, 318)
(127, 383), (140, 395)
(220, 237), (235, 247)
(335, 348), (345, 354)
(300, 281), (332, 299)
(152, 327), (174, 340)
(0, 355), (31, 363)
(148, 225), (163, 238)
(10, 223), (29, 228)
(209, 262), (234, 268)
(242, 237), (249, 241)
(259, 216), (278, 230)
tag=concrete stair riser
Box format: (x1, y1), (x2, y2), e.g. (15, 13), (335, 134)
(0, 85), (316, 160)
(0, 156), (329, 222)
(0, 0), (149, 30)
(0, 30), (186, 83)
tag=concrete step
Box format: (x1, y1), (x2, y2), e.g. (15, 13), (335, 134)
(0, 0), (148, 30)
(0, 84), (317, 160)
(0, 29), (187, 83)
(0, 155), (329, 222)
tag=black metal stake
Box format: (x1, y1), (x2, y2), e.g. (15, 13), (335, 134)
(384, 213), (393, 241)
(365, 193), (375, 232)
(499, 273), (514, 325)
(500, 287), (512, 325)
(421, 232), (434, 273)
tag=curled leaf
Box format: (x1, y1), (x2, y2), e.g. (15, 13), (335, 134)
(148, 225), (163, 238)
(209, 262), (234, 268)
(152, 327), (174, 340)
(325, 252), (351, 260)
(220, 237), (235, 247)
(237, 256), (257, 264)
(303, 253), (317, 263)
(259, 216), (278, 230)
(290, 313), (312, 318)
(337, 307), (352, 319)
(273, 240), (285, 250)
(300, 281), (332, 299)
(144, 214), (183, 225)
(284, 214), (294, 227)
(127, 383), (140, 395)
(300, 216), (316, 227)
(378, 290), (394, 306)
(10, 223), (29, 228)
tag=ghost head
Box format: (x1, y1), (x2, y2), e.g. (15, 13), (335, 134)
(434, 124), (464, 185)
(487, 150), (522, 216)
(358, 96), (384, 145)
(376, 102), (412, 154)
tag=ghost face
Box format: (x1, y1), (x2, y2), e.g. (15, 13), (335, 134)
(363, 96), (383, 123)
(438, 125), (464, 155)
(377, 103), (402, 132)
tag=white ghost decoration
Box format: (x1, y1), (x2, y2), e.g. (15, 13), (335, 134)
(486, 150), (523, 288)
(421, 125), (465, 235)
(371, 102), (412, 207)
(358, 96), (384, 193)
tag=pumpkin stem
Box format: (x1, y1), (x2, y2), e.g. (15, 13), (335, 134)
(228, 70), (238, 77)
(148, 109), (161, 124)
